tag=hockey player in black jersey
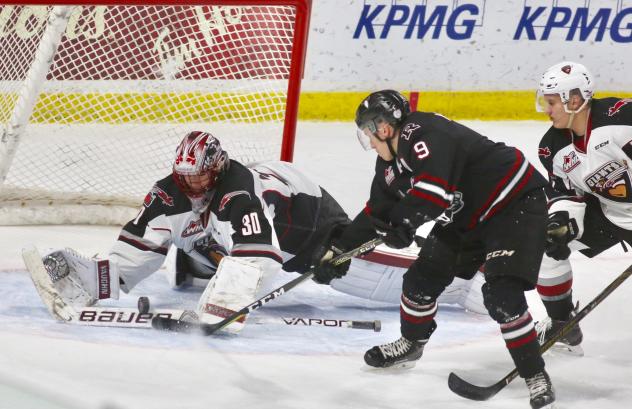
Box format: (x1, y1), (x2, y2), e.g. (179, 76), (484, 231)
(313, 90), (555, 409)
(534, 61), (632, 356)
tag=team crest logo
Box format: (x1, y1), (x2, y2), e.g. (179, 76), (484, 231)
(384, 166), (395, 185)
(562, 151), (581, 173)
(607, 99), (632, 117)
(400, 123), (420, 141)
(219, 190), (251, 212)
(538, 147), (551, 158)
(143, 185), (174, 207)
(584, 161), (632, 203)
(182, 219), (204, 237)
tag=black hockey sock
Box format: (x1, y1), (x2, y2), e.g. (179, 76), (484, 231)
(543, 293), (574, 321)
(508, 337), (545, 379)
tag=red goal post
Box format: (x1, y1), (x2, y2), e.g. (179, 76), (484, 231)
(0, 0), (311, 224)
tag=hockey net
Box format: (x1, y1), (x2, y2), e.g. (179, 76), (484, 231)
(0, 1), (310, 224)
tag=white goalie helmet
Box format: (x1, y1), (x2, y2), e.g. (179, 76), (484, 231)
(536, 61), (594, 113)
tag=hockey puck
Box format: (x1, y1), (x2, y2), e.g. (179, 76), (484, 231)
(137, 296), (151, 314)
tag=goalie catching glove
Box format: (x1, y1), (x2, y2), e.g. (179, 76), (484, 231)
(40, 248), (121, 306)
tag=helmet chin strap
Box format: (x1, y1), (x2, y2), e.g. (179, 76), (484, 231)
(386, 137), (397, 158)
(563, 99), (590, 129)
(565, 111), (576, 129)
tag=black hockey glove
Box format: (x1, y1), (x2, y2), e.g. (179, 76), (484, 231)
(312, 242), (351, 285)
(545, 211), (579, 261)
(372, 217), (415, 249)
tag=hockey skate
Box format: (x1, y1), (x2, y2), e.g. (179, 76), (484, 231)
(364, 336), (428, 369)
(536, 310), (584, 356)
(526, 370), (556, 409)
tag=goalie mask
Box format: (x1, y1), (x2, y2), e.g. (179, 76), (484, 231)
(536, 61), (594, 114)
(173, 131), (229, 212)
(355, 90), (410, 150)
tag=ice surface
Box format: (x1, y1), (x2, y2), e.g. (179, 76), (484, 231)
(1, 121), (631, 409)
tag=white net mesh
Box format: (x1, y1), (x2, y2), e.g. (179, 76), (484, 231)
(0, 4), (303, 224)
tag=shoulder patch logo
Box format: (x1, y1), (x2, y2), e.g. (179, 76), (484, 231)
(143, 185), (174, 207)
(607, 99), (632, 117)
(219, 190), (251, 212)
(538, 146), (551, 158)
(400, 123), (420, 141)
(562, 151), (581, 173)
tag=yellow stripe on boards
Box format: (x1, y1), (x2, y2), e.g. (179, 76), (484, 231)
(2, 90), (630, 124)
(298, 91), (632, 121)
(24, 92), (287, 124)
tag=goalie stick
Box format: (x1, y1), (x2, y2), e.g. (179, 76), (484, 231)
(151, 237), (384, 335)
(448, 262), (632, 401)
(66, 303), (381, 331)
(21, 246), (381, 332)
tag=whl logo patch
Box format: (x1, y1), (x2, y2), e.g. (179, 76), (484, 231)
(562, 151), (581, 173)
(182, 219), (204, 237)
(584, 161), (632, 203)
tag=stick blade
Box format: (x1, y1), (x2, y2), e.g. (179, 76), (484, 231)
(448, 372), (505, 401)
(151, 316), (199, 332)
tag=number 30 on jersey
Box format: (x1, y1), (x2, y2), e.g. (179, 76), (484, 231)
(242, 212), (262, 235)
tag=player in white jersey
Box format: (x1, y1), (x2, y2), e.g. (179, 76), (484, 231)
(535, 61), (632, 354)
(31, 131), (486, 332)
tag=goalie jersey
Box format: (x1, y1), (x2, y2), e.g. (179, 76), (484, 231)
(538, 97), (632, 230)
(109, 160), (346, 290)
(359, 111), (546, 235)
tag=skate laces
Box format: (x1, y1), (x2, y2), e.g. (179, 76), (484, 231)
(526, 372), (550, 398)
(378, 337), (413, 358)
(535, 317), (553, 344)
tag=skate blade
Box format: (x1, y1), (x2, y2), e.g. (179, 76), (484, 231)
(547, 342), (584, 357)
(362, 361), (417, 372)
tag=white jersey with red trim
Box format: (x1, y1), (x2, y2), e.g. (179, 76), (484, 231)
(538, 97), (632, 230)
(109, 160), (328, 291)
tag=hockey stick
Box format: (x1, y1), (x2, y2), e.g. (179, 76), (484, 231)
(21, 245), (381, 332)
(151, 237), (384, 335)
(69, 304), (381, 331)
(448, 262), (632, 401)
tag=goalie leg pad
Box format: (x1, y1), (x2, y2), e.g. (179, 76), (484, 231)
(331, 258), (486, 314)
(196, 256), (265, 332)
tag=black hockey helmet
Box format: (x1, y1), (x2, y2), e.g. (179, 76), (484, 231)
(355, 90), (410, 134)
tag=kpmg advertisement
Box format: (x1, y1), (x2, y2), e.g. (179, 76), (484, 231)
(305, 0), (632, 91)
